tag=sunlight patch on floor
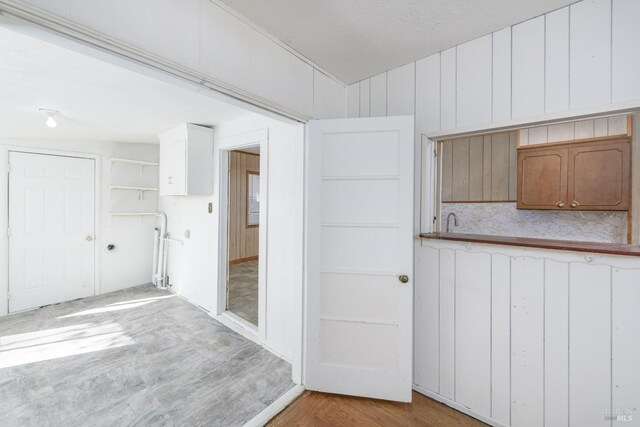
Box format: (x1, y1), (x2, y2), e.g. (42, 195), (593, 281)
(57, 295), (176, 318)
(0, 322), (133, 369)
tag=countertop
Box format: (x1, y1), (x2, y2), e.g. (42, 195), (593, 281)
(419, 232), (640, 257)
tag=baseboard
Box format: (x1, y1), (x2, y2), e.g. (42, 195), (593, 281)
(244, 384), (305, 427)
(412, 384), (506, 427)
(229, 255), (259, 265)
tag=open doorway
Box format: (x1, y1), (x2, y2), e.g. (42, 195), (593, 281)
(227, 147), (261, 327)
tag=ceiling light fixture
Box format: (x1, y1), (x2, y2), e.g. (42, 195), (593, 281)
(38, 108), (59, 128)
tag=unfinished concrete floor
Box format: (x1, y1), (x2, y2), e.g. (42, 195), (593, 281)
(0, 284), (293, 426)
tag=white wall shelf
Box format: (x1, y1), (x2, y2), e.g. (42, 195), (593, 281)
(110, 157), (159, 176)
(111, 158), (159, 166)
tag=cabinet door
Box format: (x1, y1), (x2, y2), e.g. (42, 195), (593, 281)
(159, 138), (186, 196)
(517, 148), (568, 209)
(567, 140), (630, 210)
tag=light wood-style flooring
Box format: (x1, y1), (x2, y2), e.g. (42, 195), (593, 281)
(269, 391), (487, 426)
(0, 284), (292, 426)
(228, 259), (259, 326)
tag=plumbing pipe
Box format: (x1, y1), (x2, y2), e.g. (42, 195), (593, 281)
(152, 227), (159, 286)
(155, 213), (167, 288)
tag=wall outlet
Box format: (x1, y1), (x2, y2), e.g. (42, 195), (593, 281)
(184, 229), (191, 239)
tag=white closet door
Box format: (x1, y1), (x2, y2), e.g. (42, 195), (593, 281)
(9, 152), (95, 312)
(306, 116), (414, 402)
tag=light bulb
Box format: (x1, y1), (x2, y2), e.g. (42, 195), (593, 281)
(46, 114), (57, 128)
(39, 108), (59, 129)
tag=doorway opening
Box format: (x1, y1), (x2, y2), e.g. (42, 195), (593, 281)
(226, 146), (261, 328)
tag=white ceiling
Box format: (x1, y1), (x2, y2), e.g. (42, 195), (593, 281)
(0, 26), (249, 144)
(219, 0), (576, 84)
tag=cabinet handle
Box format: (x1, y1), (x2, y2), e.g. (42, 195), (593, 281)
(556, 201), (565, 208)
(571, 201), (579, 208)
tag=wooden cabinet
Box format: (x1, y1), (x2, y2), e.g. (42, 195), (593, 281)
(159, 124), (214, 196)
(517, 137), (631, 211)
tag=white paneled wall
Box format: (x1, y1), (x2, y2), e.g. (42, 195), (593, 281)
(415, 239), (640, 427)
(346, 0), (640, 136)
(11, 0), (346, 120)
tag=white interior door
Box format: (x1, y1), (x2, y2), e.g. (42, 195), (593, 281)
(305, 116), (414, 402)
(9, 152), (95, 313)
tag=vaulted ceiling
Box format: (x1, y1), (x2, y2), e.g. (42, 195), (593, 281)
(219, 0), (576, 84)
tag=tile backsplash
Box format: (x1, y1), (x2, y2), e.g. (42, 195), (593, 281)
(441, 202), (627, 244)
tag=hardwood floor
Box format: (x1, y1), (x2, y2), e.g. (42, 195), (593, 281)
(268, 391), (487, 426)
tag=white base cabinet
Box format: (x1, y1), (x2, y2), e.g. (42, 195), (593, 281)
(159, 124), (214, 196)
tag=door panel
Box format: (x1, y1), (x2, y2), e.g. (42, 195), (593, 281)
(568, 140), (630, 210)
(9, 152), (95, 312)
(517, 148), (568, 209)
(306, 116), (414, 402)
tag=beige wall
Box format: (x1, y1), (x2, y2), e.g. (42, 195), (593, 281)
(440, 131), (517, 202)
(229, 151), (260, 262)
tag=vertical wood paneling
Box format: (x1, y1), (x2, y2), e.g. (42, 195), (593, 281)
(608, 115), (627, 135)
(451, 139), (470, 201)
(468, 137), (484, 201)
(493, 28), (512, 122)
(575, 120), (595, 139)
(370, 72), (387, 117)
(455, 251), (491, 416)
(570, 0), (612, 109)
(346, 82), (360, 118)
(483, 136), (492, 200)
(441, 142), (453, 202)
(414, 246), (440, 392)
(545, 7), (570, 113)
(441, 132), (515, 202)
(416, 53), (441, 134)
(594, 117), (609, 136)
(512, 16), (545, 119)
(229, 151), (260, 262)
(548, 123), (575, 142)
(439, 248), (456, 400)
(456, 35), (492, 128)
(612, 268), (640, 425)
(528, 126), (548, 145)
(359, 79), (370, 118)
(569, 263), (611, 427)
(612, 0), (640, 103)
(491, 133), (510, 200)
(491, 254), (511, 425)
(511, 257), (545, 427)
(387, 63), (415, 116)
(544, 260), (570, 427)
(508, 132), (518, 200)
(441, 47), (457, 130)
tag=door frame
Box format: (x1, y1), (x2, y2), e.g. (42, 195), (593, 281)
(215, 129), (269, 341)
(0, 146), (101, 316)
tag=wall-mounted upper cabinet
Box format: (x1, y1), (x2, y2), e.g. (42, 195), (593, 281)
(159, 124), (214, 196)
(517, 137), (631, 211)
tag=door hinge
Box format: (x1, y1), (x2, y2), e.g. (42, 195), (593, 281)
(434, 148), (437, 157)
(6, 291), (10, 300)
(7, 163), (11, 174)
(433, 216), (437, 224)
(6, 228), (11, 237)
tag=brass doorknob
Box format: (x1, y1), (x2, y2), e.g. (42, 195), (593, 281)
(556, 201), (565, 208)
(399, 275), (409, 284)
(86, 235), (94, 241)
